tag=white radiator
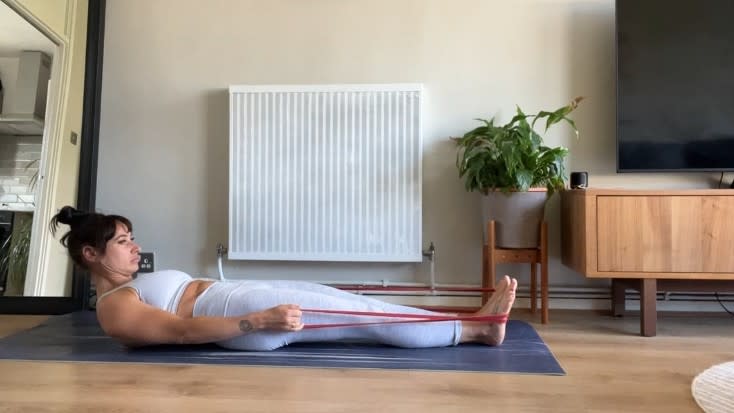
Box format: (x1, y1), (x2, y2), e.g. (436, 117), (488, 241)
(228, 84), (423, 262)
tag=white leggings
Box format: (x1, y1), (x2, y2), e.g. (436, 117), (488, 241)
(192, 280), (462, 351)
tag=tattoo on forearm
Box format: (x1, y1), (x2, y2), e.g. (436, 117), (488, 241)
(239, 319), (253, 333)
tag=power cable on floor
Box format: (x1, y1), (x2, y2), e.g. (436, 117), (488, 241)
(715, 293), (734, 318)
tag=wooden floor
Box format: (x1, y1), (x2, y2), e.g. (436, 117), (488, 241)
(0, 309), (731, 412)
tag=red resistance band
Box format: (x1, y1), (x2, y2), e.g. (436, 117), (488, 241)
(300, 308), (508, 329)
(329, 285), (496, 293)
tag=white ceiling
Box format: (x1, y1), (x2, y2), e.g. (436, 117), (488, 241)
(0, 2), (55, 57)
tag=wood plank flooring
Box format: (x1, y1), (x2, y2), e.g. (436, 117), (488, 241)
(0, 309), (731, 412)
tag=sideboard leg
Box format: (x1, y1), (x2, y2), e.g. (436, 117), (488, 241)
(611, 279), (626, 317)
(640, 278), (657, 337)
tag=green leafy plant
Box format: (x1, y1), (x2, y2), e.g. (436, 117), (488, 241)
(453, 96), (583, 196)
(0, 213), (32, 296)
(0, 159), (39, 296)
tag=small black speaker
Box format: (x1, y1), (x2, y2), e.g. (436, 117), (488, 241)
(570, 171), (588, 189)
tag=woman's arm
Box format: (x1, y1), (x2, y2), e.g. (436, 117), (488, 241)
(96, 288), (302, 347)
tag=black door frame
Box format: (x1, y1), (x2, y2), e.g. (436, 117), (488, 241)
(0, 0), (105, 314)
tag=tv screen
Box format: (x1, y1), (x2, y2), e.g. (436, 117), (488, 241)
(616, 0), (734, 172)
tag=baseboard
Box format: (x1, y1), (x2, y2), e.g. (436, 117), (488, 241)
(370, 286), (734, 314)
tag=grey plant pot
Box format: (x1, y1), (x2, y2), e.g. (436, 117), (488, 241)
(481, 189), (548, 248)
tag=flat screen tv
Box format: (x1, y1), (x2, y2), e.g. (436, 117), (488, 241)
(616, 0), (734, 172)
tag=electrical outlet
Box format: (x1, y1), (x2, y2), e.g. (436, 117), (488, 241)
(138, 252), (155, 273)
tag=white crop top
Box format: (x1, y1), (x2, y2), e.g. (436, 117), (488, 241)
(97, 270), (195, 313)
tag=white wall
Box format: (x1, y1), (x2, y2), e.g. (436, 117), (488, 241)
(98, 0), (722, 289)
(0, 58), (20, 114)
(0, 135), (41, 210)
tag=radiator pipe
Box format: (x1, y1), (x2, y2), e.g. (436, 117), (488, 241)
(214, 241), (511, 296)
(422, 241), (436, 293)
(216, 243), (228, 281)
(212, 250), (620, 298)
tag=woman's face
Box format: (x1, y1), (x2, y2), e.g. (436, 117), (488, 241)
(98, 221), (141, 276)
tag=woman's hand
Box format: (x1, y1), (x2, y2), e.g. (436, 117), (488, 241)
(249, 304), (304, 332)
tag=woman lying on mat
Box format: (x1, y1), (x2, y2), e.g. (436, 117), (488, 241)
(49, 206), (517, 350)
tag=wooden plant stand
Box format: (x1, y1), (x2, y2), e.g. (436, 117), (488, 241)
(482, 220), (549, 323)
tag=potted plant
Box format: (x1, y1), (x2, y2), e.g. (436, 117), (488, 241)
(0, 213), (32, 296)
(453, 96), (583, 248)
(0, 159), (39, 296)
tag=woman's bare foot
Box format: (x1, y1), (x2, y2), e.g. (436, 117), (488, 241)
(480, 275), (517, 315)
(460, 275), (517, 346)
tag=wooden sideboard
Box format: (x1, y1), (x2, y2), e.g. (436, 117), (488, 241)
(561, 188), (734, 336)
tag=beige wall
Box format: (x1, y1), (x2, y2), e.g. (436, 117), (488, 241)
(98, 0), (722, 289)
(16, 0), (68, 38)
(42, 0), (86, 296)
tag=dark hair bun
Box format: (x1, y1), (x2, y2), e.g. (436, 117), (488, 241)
(55, 206), (88, 227)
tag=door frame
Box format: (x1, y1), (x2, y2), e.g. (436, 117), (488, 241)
(0, 0), (104, 314)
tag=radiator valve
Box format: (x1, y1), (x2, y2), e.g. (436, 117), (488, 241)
(422, 242), (435, 261)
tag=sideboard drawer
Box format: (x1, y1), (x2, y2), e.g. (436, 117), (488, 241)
(596, 195), (734, 273)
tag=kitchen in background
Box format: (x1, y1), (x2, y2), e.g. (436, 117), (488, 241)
(0, 50), (51, 296)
